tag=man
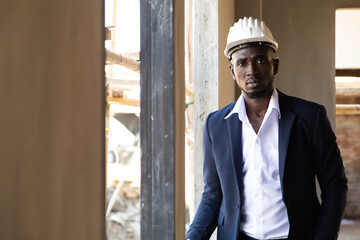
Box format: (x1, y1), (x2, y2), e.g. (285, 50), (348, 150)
(185, 17), (347, 240)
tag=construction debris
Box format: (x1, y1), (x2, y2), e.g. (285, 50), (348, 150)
(106, 181), (140, 240)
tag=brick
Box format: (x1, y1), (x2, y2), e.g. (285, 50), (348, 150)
(336, 114), (360, 218)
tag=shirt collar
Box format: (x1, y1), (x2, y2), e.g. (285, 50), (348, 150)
(224, 88), (281, 121)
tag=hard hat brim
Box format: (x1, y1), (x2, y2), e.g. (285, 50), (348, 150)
(227, 41), (277, 60)
(224, 38), (278, 58)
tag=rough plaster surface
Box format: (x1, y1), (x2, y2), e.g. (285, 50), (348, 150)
(194, 0), (219, 210)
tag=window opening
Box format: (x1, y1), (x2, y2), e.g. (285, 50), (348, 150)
(335, 9), (360, 114)
(105, 0), (140, 239)
(184, 0), (195, 232)
(335, 8), (360, 227)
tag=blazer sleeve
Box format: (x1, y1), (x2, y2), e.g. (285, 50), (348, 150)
(185, 114), (222, 240)
(312, 105), (348, 240)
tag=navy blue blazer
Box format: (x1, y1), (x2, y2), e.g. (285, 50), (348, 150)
(186, 90), (347, 240)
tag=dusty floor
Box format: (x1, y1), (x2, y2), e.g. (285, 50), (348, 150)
(339, 219), (360, 240)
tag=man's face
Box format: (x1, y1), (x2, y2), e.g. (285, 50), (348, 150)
(229, 46), (279, 99)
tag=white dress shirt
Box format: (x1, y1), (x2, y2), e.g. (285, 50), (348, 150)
(225, 89), (289, 239)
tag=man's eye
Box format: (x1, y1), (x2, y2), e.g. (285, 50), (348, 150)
(256, 59), (264, 64)
(238, 62), (246, 67)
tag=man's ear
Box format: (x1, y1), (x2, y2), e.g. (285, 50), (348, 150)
(229, 63), (235, 80)
(273, 57), (279, 75)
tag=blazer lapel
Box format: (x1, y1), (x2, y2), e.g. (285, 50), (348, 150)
(226, 114), (243, 193)
(225, 90), (296, 195)
(278, 90), (296, 193)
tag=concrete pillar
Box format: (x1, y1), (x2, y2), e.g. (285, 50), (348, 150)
(192, 1), (235, 239)
(140, 0), (185, 239)
(193, 0), (219, 215)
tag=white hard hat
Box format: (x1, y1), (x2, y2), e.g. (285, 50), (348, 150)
(224, 17), (278, 59)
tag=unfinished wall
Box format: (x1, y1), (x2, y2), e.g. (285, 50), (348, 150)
(263, 1), (338, 126)
(336, 114), (360, 218)
(191, 2), (235, 239)
(193, 0), (220, 221)
(0, 0), (105, 239)
(218, 0), (236, 108)
(235, 0), (359, 127)
(193, 0), (236, 211)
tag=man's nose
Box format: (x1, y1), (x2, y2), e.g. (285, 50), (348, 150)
(246, 62), (258, 76)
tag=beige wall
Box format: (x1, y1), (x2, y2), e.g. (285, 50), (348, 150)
(235, 0), (360, 127)
(263, 1), (337, 126)
(218, 0), (236, 108)
(0, 0), (105, 239)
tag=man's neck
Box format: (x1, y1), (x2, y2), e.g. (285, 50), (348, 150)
(243, 89), (273, 133)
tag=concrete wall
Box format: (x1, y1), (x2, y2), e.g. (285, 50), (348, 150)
(193, 0), (220, 214)
(218, 0), (236, 108)
(191, 2), (235, 239)
(262, 1), (337, 126)
(193, 0), (236, 210)
(235, 0), (360, 127)
(0, 0), (105, 239)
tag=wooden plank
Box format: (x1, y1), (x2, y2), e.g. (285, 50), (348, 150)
(0, 0), (105, 239)
(336, 87), (360, 97)
(336, 69), (360, 77)
(336, 80), (360, 88)
(107, 97), (140, 106)
(140, 0), (185, 239)
(174, 1), (186, 239)
(336, 104), (360, 115)
(336, 96), (360, 105)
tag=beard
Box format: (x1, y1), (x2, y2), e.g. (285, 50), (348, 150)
(241, 81), (273, 99)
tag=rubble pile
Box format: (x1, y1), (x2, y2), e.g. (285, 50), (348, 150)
(106, 181), (140, 240)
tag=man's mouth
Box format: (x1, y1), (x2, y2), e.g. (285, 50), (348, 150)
(246, 78), (260, 87)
